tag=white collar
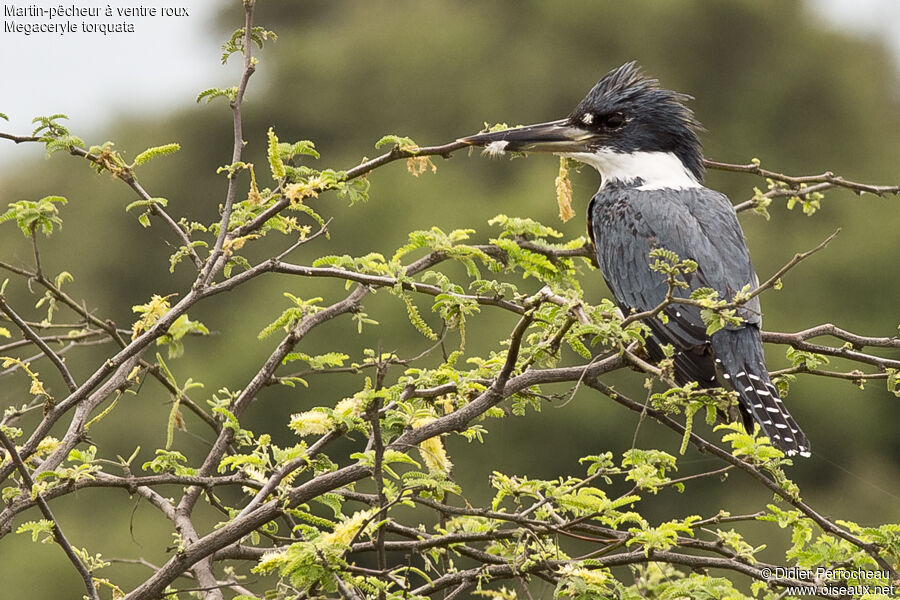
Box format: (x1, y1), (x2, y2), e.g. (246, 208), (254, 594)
(561, 149), (701, 191)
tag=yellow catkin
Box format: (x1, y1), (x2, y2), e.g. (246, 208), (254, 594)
(284, 179), (320, 204)
(413, 416), (453, 474)
(559, 564), (610, 586)
(555, 156), (575, 222)
(288, 410), (333, 436)
(321, 509), (373, 546)
(333, 396), (363, 419)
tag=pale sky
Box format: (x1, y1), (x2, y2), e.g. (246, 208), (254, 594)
(0, 0), (227, 167)
(1, 0), (898, 171)
(814, 0), (900, 58)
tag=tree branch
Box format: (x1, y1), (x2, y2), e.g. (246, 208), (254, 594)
(0, 429), (99, 600)
(705, 159), (900, 197)
(0, 294), (78, 393)
(201, 0), (258, 288)
(586, 379), (898, 578)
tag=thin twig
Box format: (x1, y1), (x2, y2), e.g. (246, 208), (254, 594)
(229, 141), (468, 239)
(0, 429), (99, 600)
(178, 284), (367, 515)
(705, 159), (900, 197)
(0, 132), (39, 143)
(0, 328), (109, 353)
(619, 229), (840, 329)
(0, 294), (78, 392)
(743, 228), (840, 305)
(368, 361), (389, 595)
(586, 379), (897, 578)
(201, 0), (257, 286)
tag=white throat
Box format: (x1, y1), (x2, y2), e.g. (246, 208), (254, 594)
(561, 149), (700, 190)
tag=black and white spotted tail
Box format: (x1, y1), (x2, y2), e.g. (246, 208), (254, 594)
(711, 328), (810, 458)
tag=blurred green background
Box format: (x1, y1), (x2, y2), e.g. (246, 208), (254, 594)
(1, 1), (898, 597)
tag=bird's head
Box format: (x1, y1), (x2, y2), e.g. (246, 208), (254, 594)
(459, 62), (704, 189)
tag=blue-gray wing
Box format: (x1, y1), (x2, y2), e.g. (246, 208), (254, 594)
(588, 186), (810, 457)
(588, 186), (760, 383)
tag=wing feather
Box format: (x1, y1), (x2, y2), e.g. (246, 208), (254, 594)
(589, 186), (759, 385)
(586, 184), (809, 456)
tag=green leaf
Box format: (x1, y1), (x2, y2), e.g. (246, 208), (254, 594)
(267, 127), (286, 180)
(375, 134), (419, 152)
(282, 140), (320, 160)
(282, 352), (350, 369)
(555, 564), (623, 599)
(224, 254), (251, 278)
(622, 448), (678, 493)
(169, 241), (207, 273)
(715, 422), (784, 464)
(627, 515), (701, 556)
(887, 368), (900, 397)
(67, 446), (98, 464)
(54, 271), (73, 288)
(352, 449), (422, 470)
(221, 26), (276, 64)
(716, 528), (764, 563)
(142, 449), (197, 476)
(0, 196), (67, 237)
(786, 187), (823, 216)
(751, 187), (772, 220)
(16, 519), (55, 543)
(125, 197), (168, 213)
(786, 347), (829, 371)
(30, 115), (84, 156)
(491, 237), (558, 281)
(196, 87), (238, 104)
(488, 214), (563, 240)
(259, 294), (324, 339)
(133, 143), (180, 166)
(156, 314), (209, 358)
(336, 176), (369, 205)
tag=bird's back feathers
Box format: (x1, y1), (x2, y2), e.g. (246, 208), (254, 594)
(589, 183), (809, 456)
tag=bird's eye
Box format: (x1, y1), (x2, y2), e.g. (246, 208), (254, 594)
(603, 113), (626, 129)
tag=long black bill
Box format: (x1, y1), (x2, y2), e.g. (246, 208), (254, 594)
(457, 119), (598, 153)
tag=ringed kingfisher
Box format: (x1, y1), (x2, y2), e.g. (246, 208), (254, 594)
(458, 62), (810, 458)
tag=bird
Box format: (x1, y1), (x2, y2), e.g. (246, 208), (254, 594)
(458, 62), (810, 458)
